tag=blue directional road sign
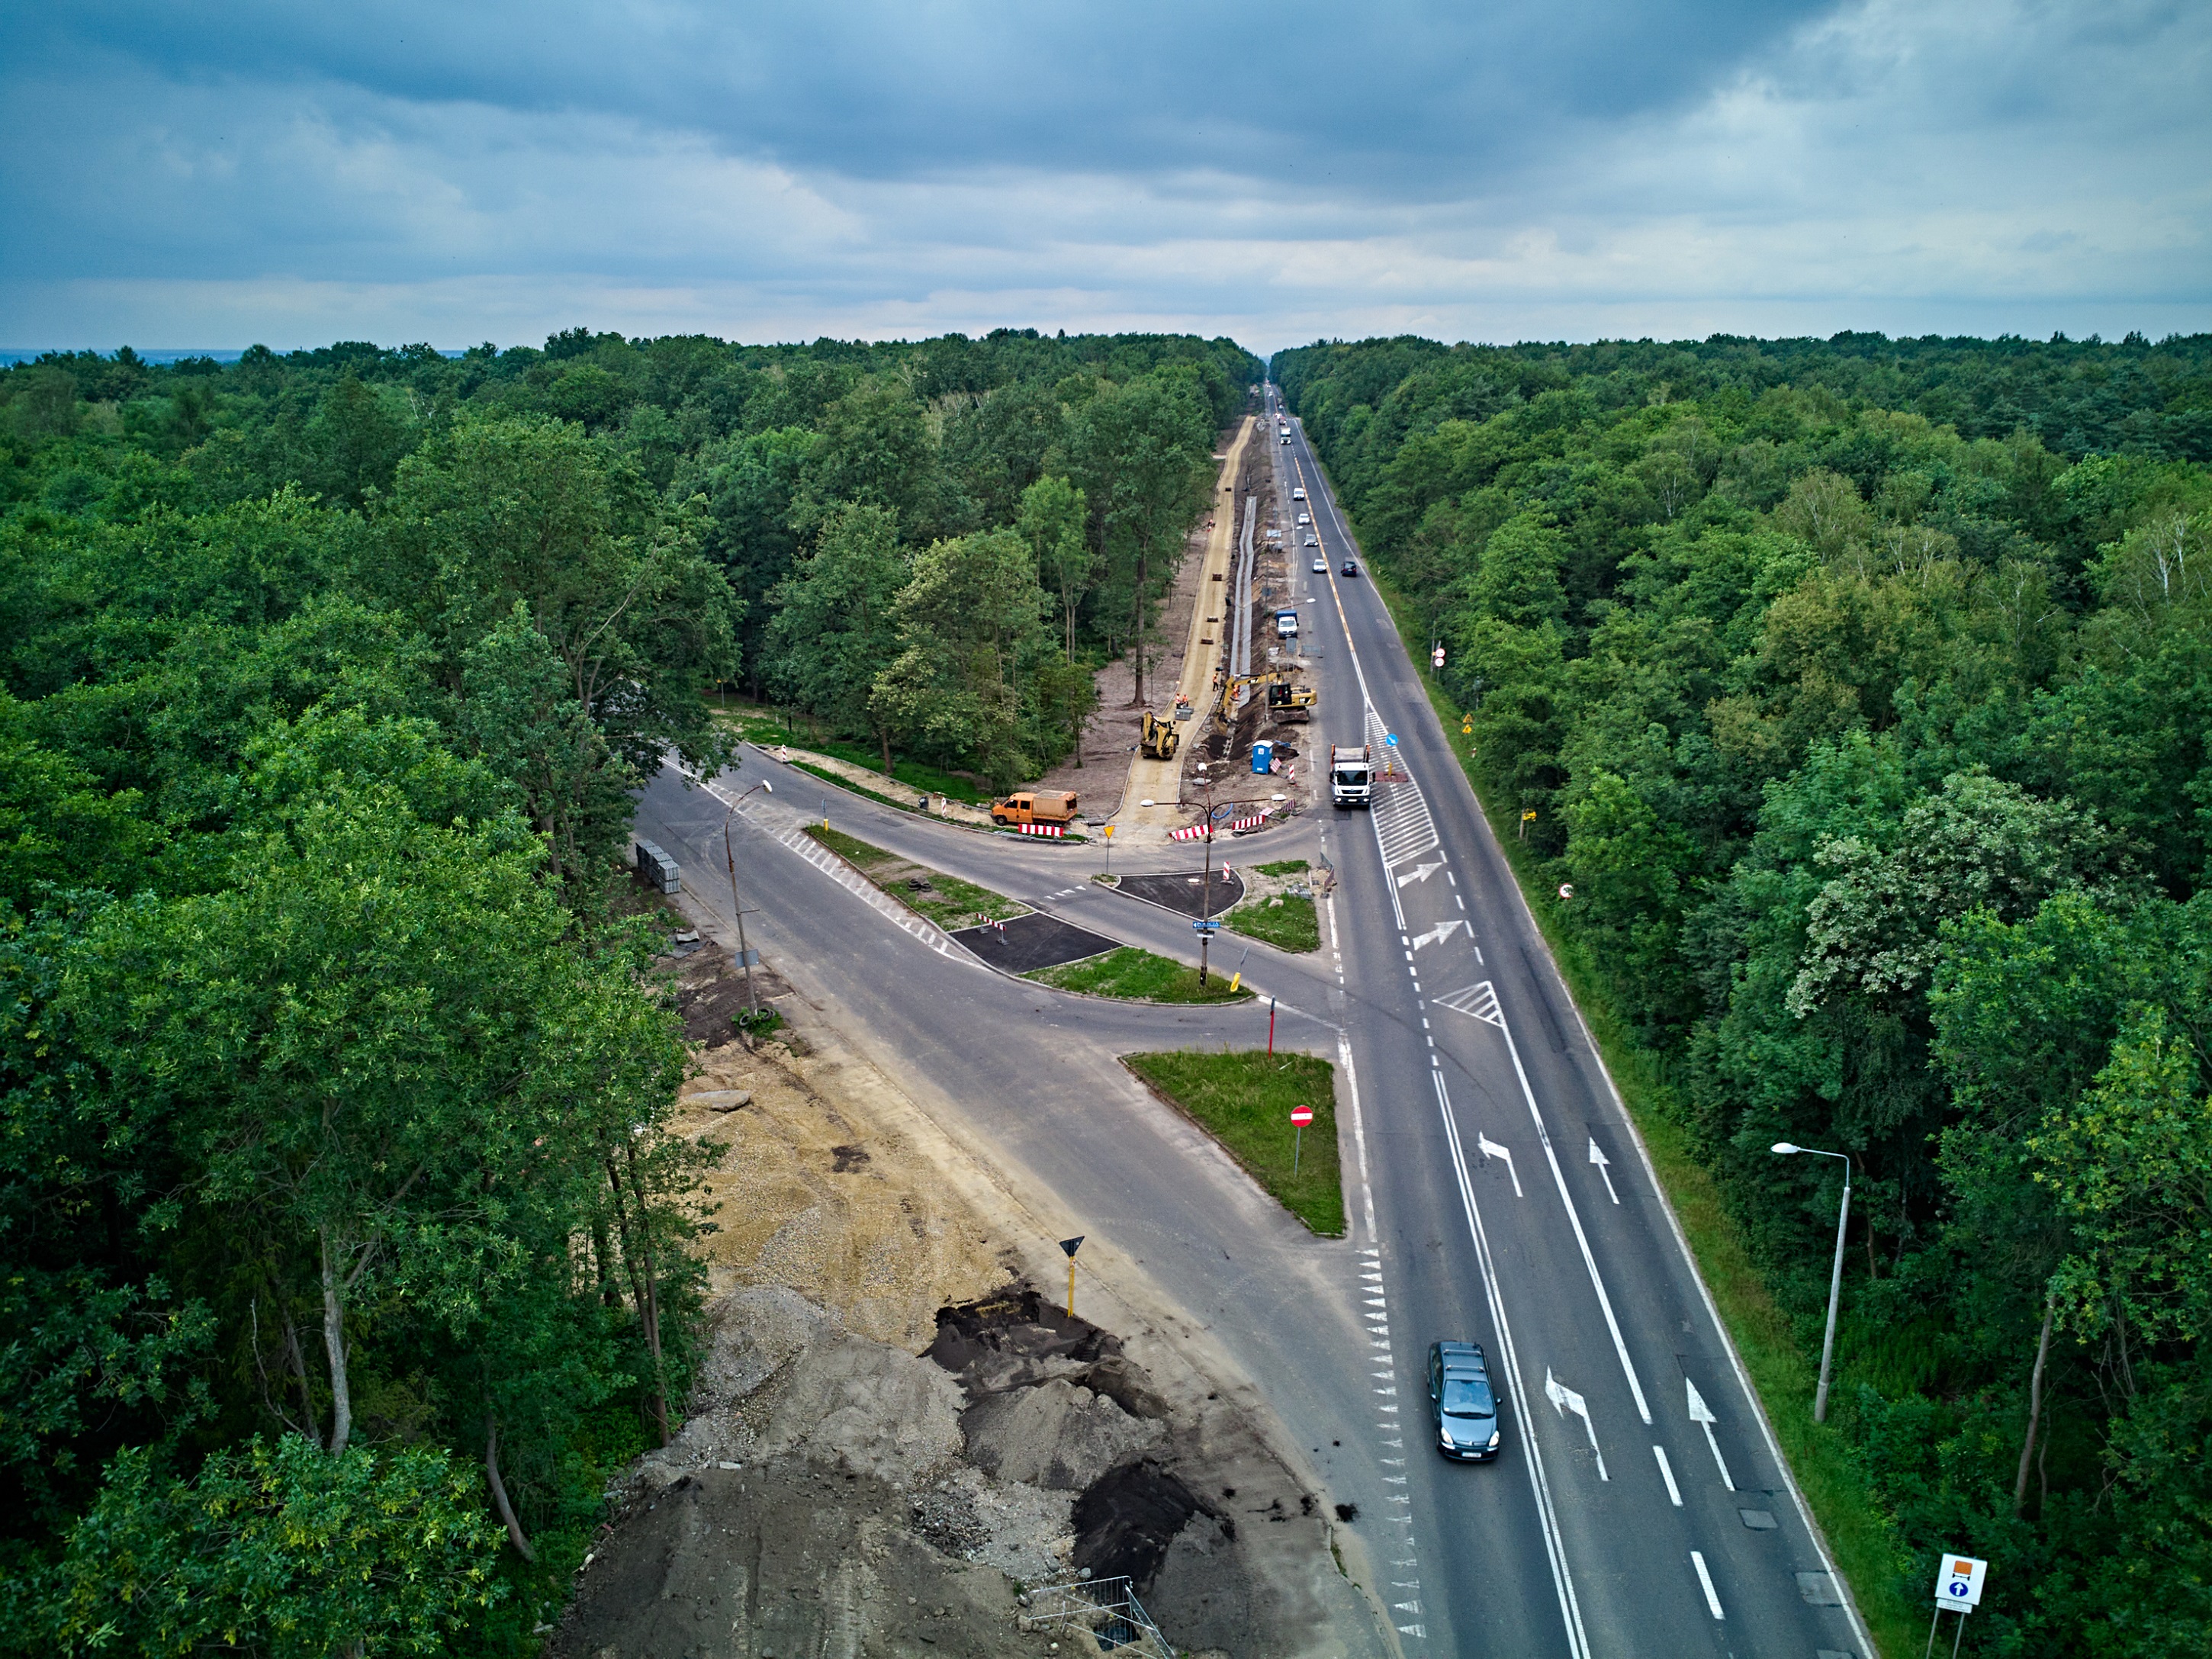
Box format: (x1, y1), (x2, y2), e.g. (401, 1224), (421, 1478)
(1193, 919), (1221, 934)
(1384, 732), (1400, 746)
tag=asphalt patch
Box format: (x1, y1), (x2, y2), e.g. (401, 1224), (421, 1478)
(1112, 871), (1247, 918)
(952, 910), (1117, 973)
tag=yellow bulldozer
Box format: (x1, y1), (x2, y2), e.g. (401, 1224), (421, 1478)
(1140, 709), (1181, 760)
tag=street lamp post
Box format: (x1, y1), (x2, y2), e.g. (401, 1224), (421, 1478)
(1197, 762), (1216, 985)
(1773, 1141), (1853, 1422)
(722, 781), (773, 1023)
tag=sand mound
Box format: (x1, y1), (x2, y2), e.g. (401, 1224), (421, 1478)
(960, 1377), (1165, 1490)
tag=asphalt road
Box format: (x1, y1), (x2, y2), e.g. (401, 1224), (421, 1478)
(629, 400), (1876, 1657)
(1268, 389), (1873, 1659)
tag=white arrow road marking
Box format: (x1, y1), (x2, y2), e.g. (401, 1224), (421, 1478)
(1653, 1445), (1683, 1506)
(1587, 1137), (1620, 1204)
(1467, 982), (1653, 1425)
(1545, 1368), (1608, 1480)
(1410, 919), (1471, 952)
(1476, 1133), (1523, 1197)
(1686, 1378), (1736, 1490)
(1395, 860), (1444, 888)
(1690, 1551), (1725, 1619)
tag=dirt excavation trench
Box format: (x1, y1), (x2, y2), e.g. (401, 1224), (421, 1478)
(555, 942), (1376, 1659)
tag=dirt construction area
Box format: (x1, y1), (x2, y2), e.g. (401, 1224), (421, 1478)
(553, 938), (1384, 1659)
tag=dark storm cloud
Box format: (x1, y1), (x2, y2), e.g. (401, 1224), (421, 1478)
(0, 0), (2205, 349)
(13, 1), (1828, 188)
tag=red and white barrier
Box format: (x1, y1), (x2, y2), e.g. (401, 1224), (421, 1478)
(1015, 821), (1066, 838)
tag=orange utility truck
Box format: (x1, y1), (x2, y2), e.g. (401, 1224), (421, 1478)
(990, 789), (1079, 828)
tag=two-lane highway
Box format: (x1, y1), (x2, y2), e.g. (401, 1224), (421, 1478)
(1272, 387), (1872, 1658)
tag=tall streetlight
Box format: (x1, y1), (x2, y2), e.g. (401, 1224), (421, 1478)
(722, 781), (772, 1022)
(1773, 1141), (1852, 1422)
(1195, 761), (1217, 985)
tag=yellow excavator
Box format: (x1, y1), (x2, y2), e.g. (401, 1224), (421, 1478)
(1140, 709), (1181, 760)
(1212, 669), (1313, 736)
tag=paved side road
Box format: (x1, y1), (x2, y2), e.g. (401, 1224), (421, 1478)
(633, 767), (1398, 1657)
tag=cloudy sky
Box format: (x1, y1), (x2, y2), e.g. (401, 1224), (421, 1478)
(3, 0), (2207, 352)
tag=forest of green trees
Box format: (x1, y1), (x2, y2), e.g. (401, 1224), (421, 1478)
(0, 327), (1256, 1652)
(1275, 330), (2212, 1652)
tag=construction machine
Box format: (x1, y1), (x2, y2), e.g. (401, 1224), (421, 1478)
(1266, 680), (1317, 721)
(1140, 709), (1181, 760)
(1212, 668), (1313, 737)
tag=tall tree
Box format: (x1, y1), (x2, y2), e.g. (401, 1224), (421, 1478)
(1068, 372), (1215, 709)
(762, 505), (909, 773)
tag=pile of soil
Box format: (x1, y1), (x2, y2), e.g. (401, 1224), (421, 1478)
(555, 1284), (1336, 1659)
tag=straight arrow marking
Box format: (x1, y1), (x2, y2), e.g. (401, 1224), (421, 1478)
(1410, 919), (1470, 951)
(1395, 860), (1444, 887)
(1686, 1378), (1736, 1490)
(1545, 1368), (1608, 1481)
(1587, 1137), (1620, 1204)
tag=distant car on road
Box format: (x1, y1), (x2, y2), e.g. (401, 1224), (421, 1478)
(1428, 1340), (1501, 1461)
(1292, 487), (1307, 500)
(1312, 557), (1326, 573)
(1340, 559), (1359, 577)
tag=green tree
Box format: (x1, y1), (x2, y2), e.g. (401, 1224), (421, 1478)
(762, 505), (909, 773)
(1018, 474), (1092, 658)
(1068, 372), (1215, 709)
(872, 528), (1051, 788)
(369, 410), (742, 782)
(41, 1436), (504, 1657)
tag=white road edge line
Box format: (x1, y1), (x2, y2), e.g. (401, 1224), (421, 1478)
(1653, 1445), (1683, 1506)
(1690, 1551), (1725, 1620)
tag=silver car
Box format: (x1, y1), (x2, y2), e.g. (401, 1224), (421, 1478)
(1428, 1339), (1501, 1461)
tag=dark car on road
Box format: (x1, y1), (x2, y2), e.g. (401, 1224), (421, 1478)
(1428, 1339), (1501, 1461)
(1340, 559), (1358, 577)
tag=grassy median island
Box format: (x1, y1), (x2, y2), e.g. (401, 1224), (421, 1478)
(1025, 947), (1250, 1004)
(802, 825), (1027, 931)
(1124, 1051), (1344, 1236)
(1225, 858), (1321, 953)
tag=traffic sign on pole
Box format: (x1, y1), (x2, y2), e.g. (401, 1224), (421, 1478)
(1934, 1554), (1986, 1610)
(1289, 1106), (1314, 1127)
(1059, 1236), (1083, 1317)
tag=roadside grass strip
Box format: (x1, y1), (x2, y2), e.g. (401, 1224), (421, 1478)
(1025, 947), (1251, 1005)
(1123, 1051), (1346, 1236)
(802, 825), (1029, 932)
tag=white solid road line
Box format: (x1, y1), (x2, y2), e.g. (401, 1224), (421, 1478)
(1432, 1066), (1591, 1659)
(1690, 1551), (1725, 1620)
(1653, 1444), (1683, 1506)
(1471, 982), (1655, 1426)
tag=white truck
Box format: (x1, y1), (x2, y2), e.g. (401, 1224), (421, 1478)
(1330, 744), (1373, 809)
(1275, 608), (1300, 640)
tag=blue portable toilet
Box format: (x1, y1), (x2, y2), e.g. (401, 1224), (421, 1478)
(1251, 740), (1275, 775)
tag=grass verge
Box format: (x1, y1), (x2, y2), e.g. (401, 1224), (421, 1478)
(1252, 858), (1310, 876)
(711, 702), (993, 802)
(1227, 893), (1320, 952)
(1025, 947), (1251, 1004)
(1362, 555), (1917, 1657)
(802, 825), (1028, 931)
(1124, 1051), (1344, 1235)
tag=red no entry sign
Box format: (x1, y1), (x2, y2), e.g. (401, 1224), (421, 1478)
(1290, 1107), (1315, 1127)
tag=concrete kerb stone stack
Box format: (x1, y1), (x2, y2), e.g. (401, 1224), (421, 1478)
(633, 838), (682, 895)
